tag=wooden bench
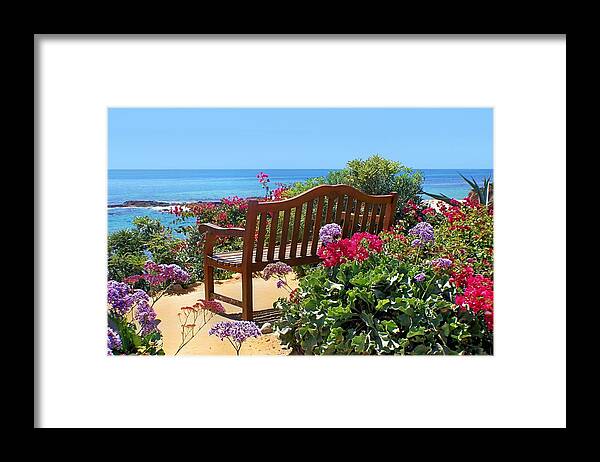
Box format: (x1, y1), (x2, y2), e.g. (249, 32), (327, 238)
(199, 184), (398, 321)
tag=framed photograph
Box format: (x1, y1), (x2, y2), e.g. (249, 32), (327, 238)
(35, 35), (566, 428)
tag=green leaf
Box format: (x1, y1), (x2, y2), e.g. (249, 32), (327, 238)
(407, 327), (425, 338)
(375, 299), (391, 311)
(411, 344), (430, 355)
(351, 333), (368, 353)
(441, 323), (450, 337)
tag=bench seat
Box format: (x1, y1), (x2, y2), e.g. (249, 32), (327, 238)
(208, 240), (322, 270)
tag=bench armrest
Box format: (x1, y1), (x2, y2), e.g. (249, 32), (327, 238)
(198, 223), (246, 238)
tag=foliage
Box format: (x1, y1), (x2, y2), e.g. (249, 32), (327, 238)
(108, 313), (165, 355)
(273, 252), (492, 355)
(107, 262), (190, 356)
(107, 217), (185, 282)
(281, 154), (423, 215)
(273, 196), (493, 355)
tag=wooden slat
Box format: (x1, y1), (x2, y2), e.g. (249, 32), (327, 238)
(254, 212), (268, 263)
(351, 200), (363, 234)
(377, 202), (386, 233)
(251, 254), (321, 272)
(278, 209), (291, 260)
(337, 195), (347, 231)
(342, 197), (356, 238)
(267, 210), (279, 261)
(289, 205), (302, 258)
(311, 196), (325, 256)
(300, 199), (313, 256)
(212, 292), (243, 308)
(368, 204), (380, 233)
(330, 195), (340, 224)
(359, 202), (371, 232)
(324, 194), (335, 224)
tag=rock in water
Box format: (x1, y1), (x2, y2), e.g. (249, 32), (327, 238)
(260, 322), (273, 334)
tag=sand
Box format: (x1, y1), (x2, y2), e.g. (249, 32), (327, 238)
(153, 274), (298, 355)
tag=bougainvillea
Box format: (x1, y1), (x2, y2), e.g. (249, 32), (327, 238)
(452, 266), (494, 331)
(316, 231), (383, 267)
(257, 171), (271, 198)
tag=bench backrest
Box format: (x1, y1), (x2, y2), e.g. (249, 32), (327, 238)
(243, 184), (398, 268)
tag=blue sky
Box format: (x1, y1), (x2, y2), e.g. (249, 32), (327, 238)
(108, 108), (492, 169)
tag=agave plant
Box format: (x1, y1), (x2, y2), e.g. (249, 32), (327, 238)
(421, 173), (493, 206)
(458, 173), (493, 206)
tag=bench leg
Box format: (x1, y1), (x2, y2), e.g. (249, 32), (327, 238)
(204, 262), (214, 302)
(241, 271), (253, 321)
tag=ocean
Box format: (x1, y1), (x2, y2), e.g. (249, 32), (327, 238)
(108, 169), (493, 234)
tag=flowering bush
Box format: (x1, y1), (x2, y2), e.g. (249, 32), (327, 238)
(257, 171), (271, 198)
(168, 174), (291, 282)
(208, 321), (262, 355)
(453, 267), (494, 331)
(107, 262), (189, 355)
(273, 251), (492, 355)
(108, 217), (186, 283)
(273, 197), (493, 355)
(281, 155), (423, 215)
(107, 280), (165, 355)
(316, 231), (383, 267)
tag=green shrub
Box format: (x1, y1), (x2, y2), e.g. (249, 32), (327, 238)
(282, 154), (423, 216)
(107, 217), (185, 282)
(274, 252), (492, 355)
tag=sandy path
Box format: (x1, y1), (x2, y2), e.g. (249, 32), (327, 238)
(153, 274), (297, 355)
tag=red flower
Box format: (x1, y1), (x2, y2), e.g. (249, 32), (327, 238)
(317, 232), (383, 267)
(452, 267), (494, 331)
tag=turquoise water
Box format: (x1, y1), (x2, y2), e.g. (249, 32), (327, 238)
(108, 169), (493, 234)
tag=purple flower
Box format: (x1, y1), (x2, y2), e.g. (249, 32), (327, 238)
(411, 239), (422, 248)
(107, 281), (150, 316)
(431, 258), (453, 269)
(135, 261), (190, 286)
(414, 272), (426, 282)
(408, 222), (434, 244)
(209, 321), (262, 342)
(276, 279), (285, 289)
(107, 327), (122, 352)
(135, 298), (159, 336)
(319, 223), (342, 245)
(209, 321), (262, 355)
(262, 262), (292, 280)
